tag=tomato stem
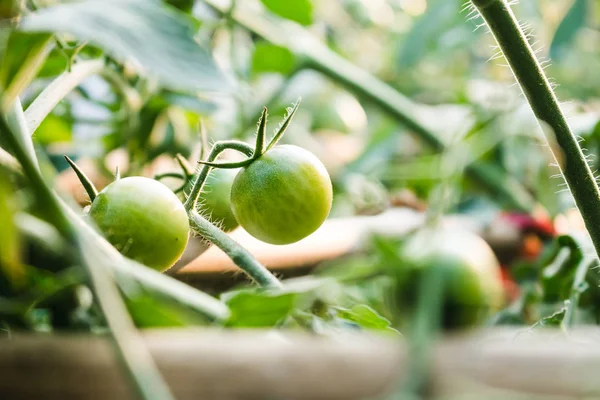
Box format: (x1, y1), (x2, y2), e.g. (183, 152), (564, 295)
(175, 153), (194, 179)
(183, 140), (253, 212)
(153, 171), (185, 182)
(189, 210), (282, 288)
(471, 0), (600, 262)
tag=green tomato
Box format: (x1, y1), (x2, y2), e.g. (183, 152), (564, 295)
(393, 227), (504, 330)
(89, 177), (189, 272)
(198, 168), (239, 232)
(231, 144), (333, 245)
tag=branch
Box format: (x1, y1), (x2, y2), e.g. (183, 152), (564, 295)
(472, 0), (600, 260)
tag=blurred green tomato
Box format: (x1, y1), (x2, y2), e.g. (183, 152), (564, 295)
(393, 227), (504, 330)
(198, 168), (239, 232)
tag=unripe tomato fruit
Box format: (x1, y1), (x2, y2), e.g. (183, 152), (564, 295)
(393, 227), (504, 330)
(198, 168), (239, 232)
(89, 177), (189, 272)
(230, 145), (332, 245)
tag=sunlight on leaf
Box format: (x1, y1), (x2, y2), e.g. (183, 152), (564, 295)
(260, 0), (313, 26)
(19, 0), (230, 93)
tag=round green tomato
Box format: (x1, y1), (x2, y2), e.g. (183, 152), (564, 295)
(198, 168), (239, 232)
(231, 144), (333, 245)
(394, 227), (504, 330)
(89, 177), (189, 272)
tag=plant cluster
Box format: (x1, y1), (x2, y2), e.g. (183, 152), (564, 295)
(2, 0), (600, 399)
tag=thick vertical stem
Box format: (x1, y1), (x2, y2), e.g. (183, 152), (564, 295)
(472, 0), (600, 260)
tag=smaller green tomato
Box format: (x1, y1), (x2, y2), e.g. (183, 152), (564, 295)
(231, 144), (333, 245)
(89, 177), (190, 272)
(198, 168), (239, 232)
(393, 227), (504, 330)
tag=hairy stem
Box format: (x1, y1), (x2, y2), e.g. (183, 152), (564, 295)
(189, 210), (282, 288)
(472, 0), (600, 260)
(183, 140), (253, 211)
(24, 59), (105, 134)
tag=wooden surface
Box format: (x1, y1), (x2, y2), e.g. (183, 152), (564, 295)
(173, 208), (483, 275)
(2, 328), (600, 399)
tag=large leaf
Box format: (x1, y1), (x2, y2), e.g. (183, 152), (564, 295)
(260, 0), (313, 26)
(397, 0), (462, 68)
(19, 0), (230, 93)
(0, 32), (53, 108)
(549, 0), (588, 61)
(125, 292), (210, 328)
(251, 42), (296, 75)
(33, 113), (72, 145)
(334, 305), (396, 332)
(222, 289), (296, 327)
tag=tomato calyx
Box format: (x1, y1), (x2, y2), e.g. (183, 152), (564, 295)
(195, 98), (301, 171)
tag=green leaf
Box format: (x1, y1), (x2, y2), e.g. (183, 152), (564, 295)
(222, 289), (296, 327)
(125, 293), (210, 328)
(0, 32), (53, 108)
(531, 305), (567, 329)
(549, 0), (588, 61)
(19, 0), (230, 93)
(260, 0), (313, 26)
(0, 173), (24, 293)
(397, 0), (461, 68)
(251, 42), (296, 75)
(32, 113), (72, 145)
(162, 92), (217, 114)
(277, 276), (343, 308)
(334, 304), (396, 332)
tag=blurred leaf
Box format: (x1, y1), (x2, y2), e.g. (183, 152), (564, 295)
(531, 305), (567, 328)
(33, 113), (72, 145)
(260, 0), (313, 26)
(0, 173), (24, 293)
(19, 0), (230, 93)
(222, 289), (296, 327)
(334, 304), (396, 332)
(397, 0), (460, 68)
(279, 276), (344, 309)
(222, 277), (342, 327)
(126, 293), (209, 328)
(549, 0), (587, 61)
(165, 0), (194, 13)
(251, 42), (296, 75)
(0, 32), (52, 107)
(37, 51), (69, 78)
(162, 92), (217, 114)
(0, 0), (22, 19)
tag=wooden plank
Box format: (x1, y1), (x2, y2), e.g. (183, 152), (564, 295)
(174, 208), (481, 275)
(1, 328), (600, 399)
(0, 329), (403, 400)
